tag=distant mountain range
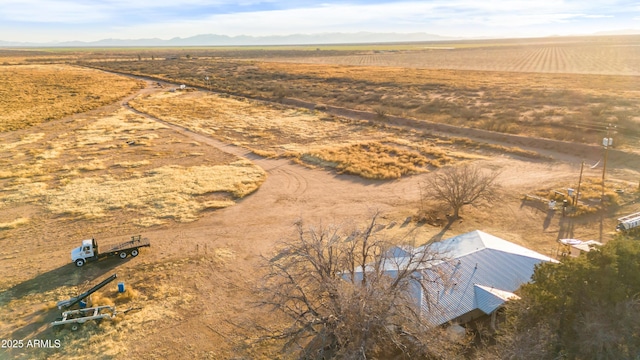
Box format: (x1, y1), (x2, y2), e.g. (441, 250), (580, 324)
(0, 32), (460, 47)
(1, 30), (638, 47)
(593, 29), (640, 36)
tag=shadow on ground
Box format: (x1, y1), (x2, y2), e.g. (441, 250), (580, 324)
(428, 217), (456, 243)
(0, 257), (130, 306)
(1, 258), (131, 347)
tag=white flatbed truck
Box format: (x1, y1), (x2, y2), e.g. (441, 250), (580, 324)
(72, 235), (150, 267)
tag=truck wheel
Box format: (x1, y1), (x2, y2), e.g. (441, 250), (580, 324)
(75, 259), (85, 267)
(130, 249), (139, 257)
(119, 252), (127, 259)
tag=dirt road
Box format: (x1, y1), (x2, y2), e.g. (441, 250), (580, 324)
(120, 80), (612, 260)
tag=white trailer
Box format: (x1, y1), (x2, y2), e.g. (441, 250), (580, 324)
(616, 212), (640, 231)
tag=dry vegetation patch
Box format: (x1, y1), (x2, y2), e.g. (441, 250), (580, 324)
(46, 161), (263, 225)
(0, 64), (143, 132)
(130, 90), (531, 179)
(300, 141), (452, 179)
(87, 41), (640, 149)
(0, 107), (265, 229)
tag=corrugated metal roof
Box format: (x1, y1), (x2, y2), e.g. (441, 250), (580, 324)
(419, 230), (555, 263)
(413, 231), (556, 325)
(351, 230), (556, 326)
(474, 285), (520, 314)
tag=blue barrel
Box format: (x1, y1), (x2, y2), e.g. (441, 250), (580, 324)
(117, 282), (125, 293)
(79, 300), (87, 308)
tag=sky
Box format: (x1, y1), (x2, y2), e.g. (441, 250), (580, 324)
(0, 0), (639, 43)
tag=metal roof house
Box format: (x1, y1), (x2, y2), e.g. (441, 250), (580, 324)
(359, 230), (557, 326)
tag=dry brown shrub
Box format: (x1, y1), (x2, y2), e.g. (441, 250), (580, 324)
(251, 149), (278, 158)
(0, 217), (29, 230)
(115, 288), (139, 304)
(305, 142), (431, 179)
(89, 292), (115, 307)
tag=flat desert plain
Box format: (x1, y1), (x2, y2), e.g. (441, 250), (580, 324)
(1, 37), (640, 359)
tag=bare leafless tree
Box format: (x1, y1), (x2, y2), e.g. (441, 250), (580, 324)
(422, 164), (500, 219)
(256, 212), (468, 359)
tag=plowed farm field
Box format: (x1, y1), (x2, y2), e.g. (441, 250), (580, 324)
(268, 40), (640, 75)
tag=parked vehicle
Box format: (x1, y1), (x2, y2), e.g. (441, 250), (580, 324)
(616, 212), (640, 231)
(71, 235), (150, 267)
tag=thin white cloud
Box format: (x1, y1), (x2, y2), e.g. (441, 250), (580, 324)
(581, 14), (615, 18)
(103, 1), (611, 39)
(0, 0), (110, 23)
(0, 0), (263, 23)
(0, 0), (638, 42)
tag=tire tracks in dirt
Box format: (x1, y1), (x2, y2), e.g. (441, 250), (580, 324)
(118, 80), (638, 260)
(121, 88), (418, 233)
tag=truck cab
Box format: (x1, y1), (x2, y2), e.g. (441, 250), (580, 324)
(71, 238), (97, 267)
(71, 235), (149, 267)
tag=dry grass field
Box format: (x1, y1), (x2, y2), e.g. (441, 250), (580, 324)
(0, 106), (265, 229)
(129, 90), (538, 179)
(85, 35), (640, 149)
(1, 38), (640, 359)
(0, 64), (144, 132)
(0, 69), (270, 358)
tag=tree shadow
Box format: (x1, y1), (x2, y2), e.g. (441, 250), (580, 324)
(557, 215), (575, 241)
(543, 210), (555, 230)
(428, 217), (456, 243)
(0, 257), (130, 307)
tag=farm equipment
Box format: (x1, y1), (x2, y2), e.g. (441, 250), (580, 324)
(71, 235), (150, 267)
(56, 273), (117, 309)
(616, 212), (640, 231)
(50, 305), (141, 331)
(51, 305), (117, 331)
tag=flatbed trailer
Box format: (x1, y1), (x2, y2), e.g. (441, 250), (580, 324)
(72, 235), (150, 267)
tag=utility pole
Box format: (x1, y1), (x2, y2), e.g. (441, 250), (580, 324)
(575, 161), (584, 206)
(601, 125), (613, 204)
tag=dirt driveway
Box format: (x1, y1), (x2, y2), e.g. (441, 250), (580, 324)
(123, 80), (626, 259)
